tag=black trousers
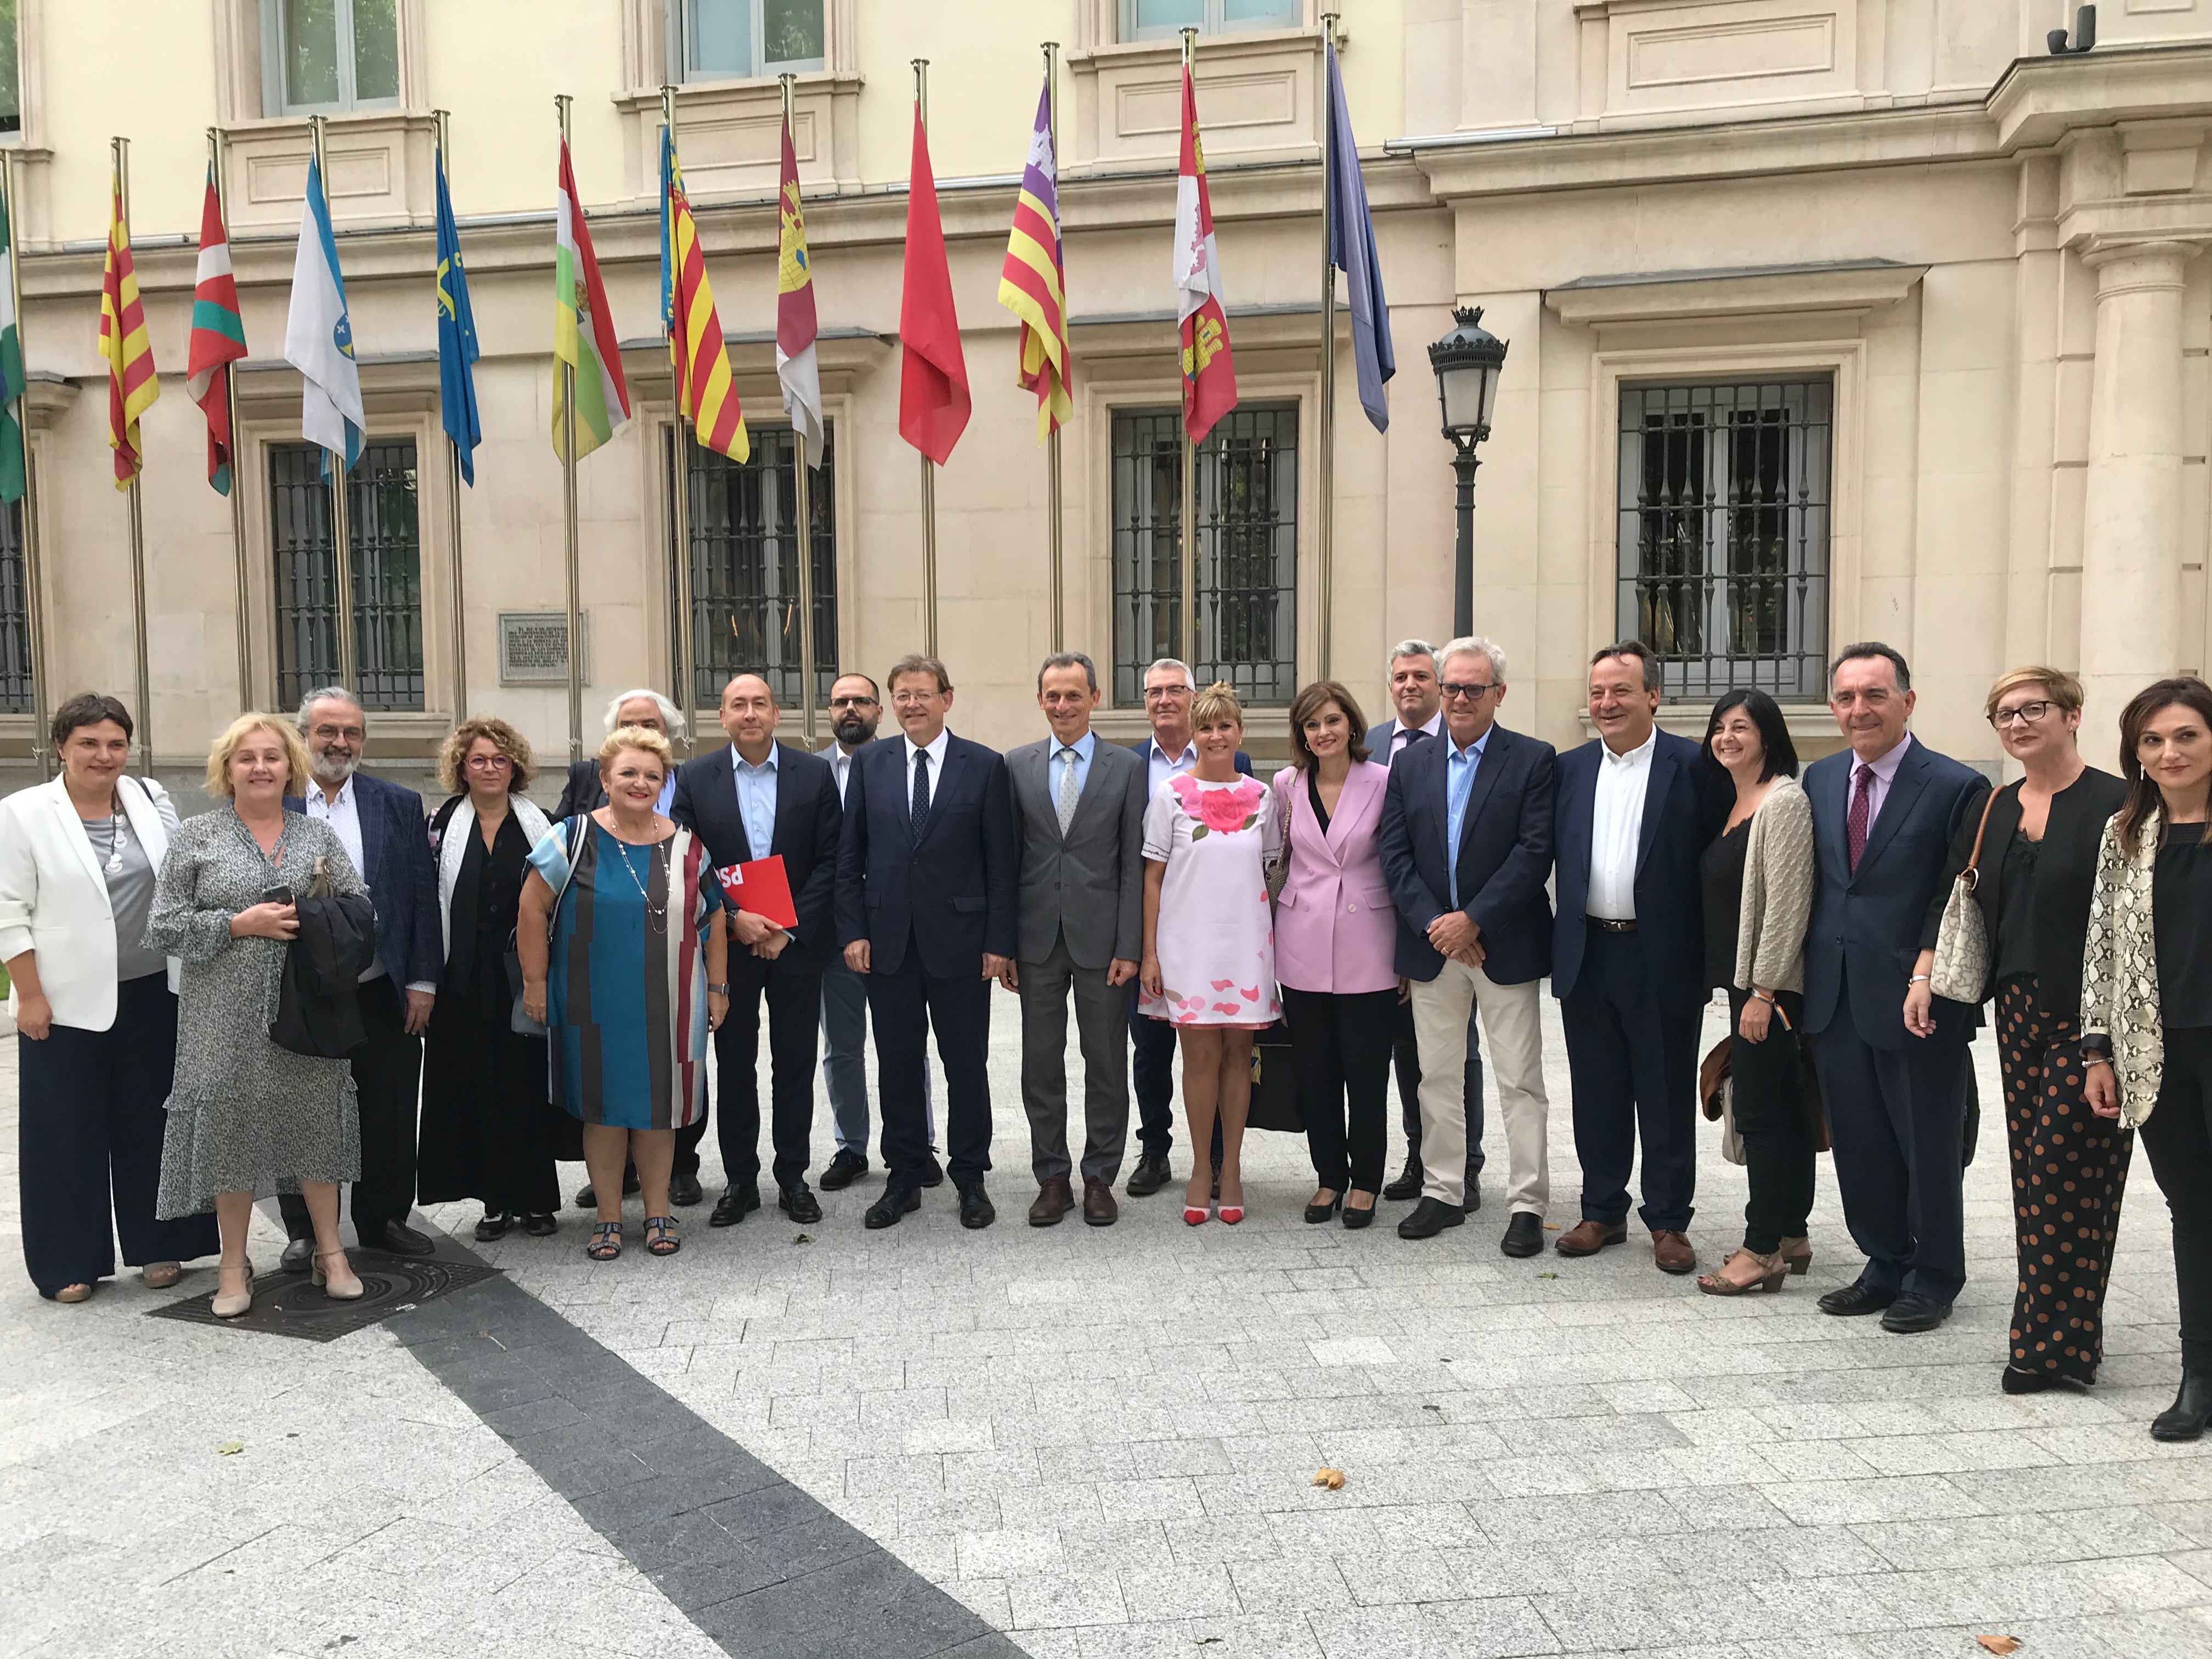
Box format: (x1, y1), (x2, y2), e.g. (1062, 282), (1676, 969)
(2140, 1025), (2212, 1374)
(1130, 1000), (1223, 1169)
(281, 974), (421, 1243)
(1725, 986), (1815, 1254)
(1392, 994), (1485, 1183)
(1285, 985), (1396, 1193)
(1808, 967), (1974, 1305)
(1560, 924), (1702, 1233)
(868, 937), (993, 1192)
(676, 952), (822, 1190)
(18, 975), (218, 1297)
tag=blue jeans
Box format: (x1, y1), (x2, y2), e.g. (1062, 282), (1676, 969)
(821, 959), (933, 1157)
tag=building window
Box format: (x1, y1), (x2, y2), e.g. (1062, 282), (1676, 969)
(1121, 0), (1300, 42)
(0, 0), (20, 137)
(0, 499), (30, 714)
(261, 0), (400, 116)
(1616, 379), (1832, 702)
(676, 424), (837, 710)
(269, 438), (425, 712)
(1112, 404), (1298, 708)
(670, 0), (825, 81)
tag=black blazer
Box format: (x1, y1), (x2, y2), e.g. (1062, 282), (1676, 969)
(835, 731), (1018, 977)
(552, 759), (608, 819)
(1917, 766), (2126, 1020)
(671, 741), (843, 972)
(1376, 722), (1556, 986)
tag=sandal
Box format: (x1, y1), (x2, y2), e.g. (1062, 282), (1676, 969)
(141, 1262), (183, 1290)
(586, 1222), (622, 1261)
(643, 1215), (680, 1257)
(1696, 1247), (1787, 1297)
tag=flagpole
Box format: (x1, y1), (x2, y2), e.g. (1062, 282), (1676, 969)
(207, 127), (255, 714)
(661, 83), (697, 751)
(914, 57), (938, 659)
(308, 117), (357, 698)
(557, 93), (582, 764)
(1178, 30), (1198, 675)
(782, 73), (818, 747)
(1316, 16), (1339, 680)
(1043, 41), (1065, 655)
(3, 151), (49, 778)
(114, 137), (155, 775)
(435, 109), (468, 725)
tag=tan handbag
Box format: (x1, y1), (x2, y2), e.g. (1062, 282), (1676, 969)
(1928, 787), (2002, 1003)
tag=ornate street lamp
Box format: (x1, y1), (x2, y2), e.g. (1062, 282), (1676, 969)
(1427, 306), (1509, 636)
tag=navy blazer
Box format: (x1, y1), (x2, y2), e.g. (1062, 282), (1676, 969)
(1803, 736), (1991, 1048)
(1377, 723), (1556, 986)
(835, 731), (1018, 977)
(1550, 730), (1722, 1015)
(284, 771), (441, 989)
(670, 741), (843, 973)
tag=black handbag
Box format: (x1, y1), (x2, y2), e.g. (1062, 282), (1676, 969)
(1245, 1018), (1303, 1133)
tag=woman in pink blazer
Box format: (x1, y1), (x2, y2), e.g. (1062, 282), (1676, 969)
(1273, 680), (1401, 1228)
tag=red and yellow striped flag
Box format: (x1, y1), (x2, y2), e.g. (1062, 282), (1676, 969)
(99, 168), (160, 487)
(659, 126), (747, 463)
(996, 83), (1073, 441)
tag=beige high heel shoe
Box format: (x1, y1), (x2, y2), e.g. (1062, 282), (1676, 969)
(212, 1262), (256, 1319)
(1778, 1235), (1813, 1276)
(312, 1249), (364, 1301)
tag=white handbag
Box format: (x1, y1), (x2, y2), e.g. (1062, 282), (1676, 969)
(1928, 788), (2001, 1004)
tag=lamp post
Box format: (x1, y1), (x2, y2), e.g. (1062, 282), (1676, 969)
(1427, 306), (1509, 636)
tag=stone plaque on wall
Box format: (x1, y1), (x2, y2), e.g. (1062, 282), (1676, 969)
(498, 612), (591, 686)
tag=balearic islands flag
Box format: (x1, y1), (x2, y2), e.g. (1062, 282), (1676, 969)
(99, 168), (161, 488)
(1173, 64), (1235, 447)
(776, 110), (823, 460)
(554, 137), (632, 462)
(0, 183), (24, 504)
(1324, 40), (1393, 432)
(996, 83), (1073, 442)
(897, 102), (969, 466)
(661, 124), (747, 463)
(186, 165), (249, 494)
(282, 154), (363, 471)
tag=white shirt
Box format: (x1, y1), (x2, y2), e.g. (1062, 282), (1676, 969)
(1384, 708), (1444, 768)
(306, 776), (388, 984)
(1585, 725), (1658, 921)
(904, 727), (951, 805)
(827, 743), (859, 804)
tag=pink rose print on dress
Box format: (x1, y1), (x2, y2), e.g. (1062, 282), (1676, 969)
(1211, 1001), (1244, 1015)
(1171, 774), (1265, 837)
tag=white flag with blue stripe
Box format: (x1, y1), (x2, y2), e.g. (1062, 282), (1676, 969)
(283, 155), (363, 469)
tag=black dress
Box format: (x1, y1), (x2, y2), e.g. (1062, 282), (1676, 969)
(416, 804), (572, 1216)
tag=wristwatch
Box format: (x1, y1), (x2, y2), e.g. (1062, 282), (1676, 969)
(706, 982), (730, 996)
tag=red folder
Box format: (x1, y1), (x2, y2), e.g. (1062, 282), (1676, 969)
(714, 856), (798, 929)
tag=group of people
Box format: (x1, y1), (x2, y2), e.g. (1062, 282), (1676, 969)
(5, 637), (2209, 1445)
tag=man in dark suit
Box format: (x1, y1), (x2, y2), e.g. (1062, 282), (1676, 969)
(1804, 642), (1991, 1333)
(1550, 642), (1725, 1275)
(1378, 637), (1555, 1252)
(1123, 656), (1249, 1199)
(278, 687), (442, 1265)
(836, 653), (1018, 1229)
(670, 672), (843, 1229)
(1005, 653), (1148, 1227)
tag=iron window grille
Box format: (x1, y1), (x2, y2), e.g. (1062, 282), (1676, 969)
(270, 439), (425, 712)
(673, 424), (837, 711)
(1111, 403), (1299, 708)
(0, 498), (29, 713)
(1617, 379), (1832, 703)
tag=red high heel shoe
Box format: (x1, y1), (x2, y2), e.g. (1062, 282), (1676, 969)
(1217, 1205), (1244, 1225)
(1184, 1204), (1212, 1226)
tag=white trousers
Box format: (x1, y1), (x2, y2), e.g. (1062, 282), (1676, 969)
(1408, 959), (1549, 1213)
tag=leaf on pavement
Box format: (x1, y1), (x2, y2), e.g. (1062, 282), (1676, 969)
(1974, 1640), (2021, 1656)
(1312, 1468), (1345, 1489)
(217, 1442), (243, 1455)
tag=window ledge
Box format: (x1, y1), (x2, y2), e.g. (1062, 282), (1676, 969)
(612, 71), (865, 205)
(218, 111), (440, 235)
(1546, 259), (1927, 326)
(1065, 26), (1325, 176)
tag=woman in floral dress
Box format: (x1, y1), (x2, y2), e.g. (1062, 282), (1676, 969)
(1139, 681), (1282, 1225)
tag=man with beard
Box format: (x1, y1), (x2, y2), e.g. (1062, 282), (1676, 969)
(277, 687), (442, 1266)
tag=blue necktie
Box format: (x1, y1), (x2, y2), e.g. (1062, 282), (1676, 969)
(911, 749), (932, 846)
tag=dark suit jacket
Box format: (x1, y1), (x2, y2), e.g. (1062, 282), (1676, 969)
(1377, 723), (1556, 986)
(285, 771), (441, 989)
(552, 759), (608, 819)
(1803, 736), (1992, 1047)
(836, 731), (1018, 978)
(670, 741), (842, 973)
(1550, 730), (1722, 1015)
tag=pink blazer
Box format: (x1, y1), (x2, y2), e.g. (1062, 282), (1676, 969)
(1271, 761), (1398, 994)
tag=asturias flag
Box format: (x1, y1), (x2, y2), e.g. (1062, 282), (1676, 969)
(996, 82), (1073, 443)
(435, 140), (482, 485)
(0, 182), (24, 504)
(99, 168), (161, 488)
(554, 137), (632, 463)
(661, 125), (747, 464)
(776, 110), (823, 461)
(283, 154), (363, 471)
(1324, 40), (1393, 432)
(897, 103), (969, 466)
(186, 165), (249, 495)
(1173, 64), (1235, 447)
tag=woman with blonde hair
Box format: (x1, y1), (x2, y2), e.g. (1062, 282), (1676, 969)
(151, 713), (372, 1316)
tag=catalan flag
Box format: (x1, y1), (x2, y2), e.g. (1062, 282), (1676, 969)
(1173, 64), (1235, 447)
(776, 110), (822, 459)
(996, 83), (1073, 442)
(554, 136), (631, 462)
(186, 165), (248, 495)
(99, 167), (160, 488)
(659, 124), (747, 464)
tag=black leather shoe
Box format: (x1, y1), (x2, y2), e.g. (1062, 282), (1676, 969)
(1461, 1187), (1483, 1215)
(1304, 1192), (1342, 1224)
(819, 1148), (868, 1190)
(958, 1183), (996, 1230)
(2152, 1369), (2212, 1442)
(474, 1212), (512, 1242)
(1881, 1294), (1953, 1334)
(279, 1237), (313, 1273)
(1341, 1201), (1376, 1231)
(1382, 1156), (1424, 1201)
(865, 1187), (921, 1229)
(669, 1170), (705, 1208)
(374, 1220), (437, 1257)
(574, 1169), (642, 1209)
(1127, 1153), (1172, 1197)
(919, 1154), (945, 1190)
(522, 1213), (558, 1237)
(1818, 1280), (1898, 1317)
(1397, 1197), (1466, 1240)
(1500, 1213), (1544, 1257)
(778, 1183), (822, 1224)
(709, 1186), (756, 1228)
(2001, 1366), (2053, 1396)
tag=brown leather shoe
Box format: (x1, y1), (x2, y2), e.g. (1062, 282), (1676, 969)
(1651, 1229), (1697, 1274)
(1082, 1177), (1118, 1227)
(1554, 1219), (1628, 1256)
(1029, 1177), (1074, 1227)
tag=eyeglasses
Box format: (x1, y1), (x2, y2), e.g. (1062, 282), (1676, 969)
(1440, 682), (1499, 701)
(828, 696), (878, 710)
(1142, 686), (1192, 701)
(465, 755), (513, 772)
(1990, 701), (2059, 727)
(310, 724), (365, 742)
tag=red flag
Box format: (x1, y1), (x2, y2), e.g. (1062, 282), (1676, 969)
(898, 104), (969, 465)
(1175, 65), (1236, 446)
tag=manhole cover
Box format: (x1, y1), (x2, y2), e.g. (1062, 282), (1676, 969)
(148, 1250), (500, 1342)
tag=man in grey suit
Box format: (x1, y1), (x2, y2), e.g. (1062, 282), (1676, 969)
(1001, 652), (1148, 1227)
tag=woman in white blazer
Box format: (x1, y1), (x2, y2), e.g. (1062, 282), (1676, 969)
(0, 695), (219, 1301)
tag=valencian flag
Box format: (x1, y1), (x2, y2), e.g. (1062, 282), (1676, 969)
(554, 137), (631, 462)
(186, 165), (249, 494)
(1324, 40), (1392, 432)
(99, 167), (161, 488)
(435, 139), (482, 485)
(776, 111), (822, 460)
(995, 83), (1073, 442)
(284, 154), (363, 471)
(1173, 64), (1235, 447)
(897, 101), (969, 465)
(660, 124), (747, 462)
(0, 182), (24, 504)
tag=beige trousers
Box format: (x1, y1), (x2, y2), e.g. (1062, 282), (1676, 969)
(1408, 958), (1549, 1213)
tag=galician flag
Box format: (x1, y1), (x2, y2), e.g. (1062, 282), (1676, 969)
(282, 154), (363, 470)
(661, 124), (747, 463)
(554, 137), (631, 463)
(99, 167), (162, 488)
(186, 165), (249, 494)
(995, 82), (1073, 442)
(1174, 64), (1235, 447)
(776, 110), (822, 460)
(0, 182), (24, 504)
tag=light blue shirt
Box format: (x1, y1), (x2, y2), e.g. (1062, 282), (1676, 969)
(1145, 736), (1199, 798)
(1050, 729), (1097, 803)
(731, 743), (780, 860)
(656, 775), (677, 816)
(1443, 726), (1491, 911)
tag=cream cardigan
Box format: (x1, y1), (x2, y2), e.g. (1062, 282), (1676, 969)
(1733, 774), (1815, 995)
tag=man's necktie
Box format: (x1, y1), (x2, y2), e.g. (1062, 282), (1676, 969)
(911, 749), (932, 845)
(1056, 747), (1080, 834)
(1846, 762), (1874, 873)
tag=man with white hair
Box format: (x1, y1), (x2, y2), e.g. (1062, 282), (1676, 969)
(552, 688), (683, 819)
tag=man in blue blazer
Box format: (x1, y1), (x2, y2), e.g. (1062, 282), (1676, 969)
(278, 687), (442, 1263)
(1803, 642), (1991, 1333)
(1551, 642), (1726, 1275)
(836, 654), (1018, 1229)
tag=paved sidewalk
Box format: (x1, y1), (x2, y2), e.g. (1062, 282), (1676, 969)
(5, 991), (2210, 1659)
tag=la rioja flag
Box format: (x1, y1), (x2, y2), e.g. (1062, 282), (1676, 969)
(1174, 64), (1235, 446)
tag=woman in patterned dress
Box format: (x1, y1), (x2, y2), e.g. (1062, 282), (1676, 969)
(519, 726), (729, 1262)
(1138, 682), (1282, 1226)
